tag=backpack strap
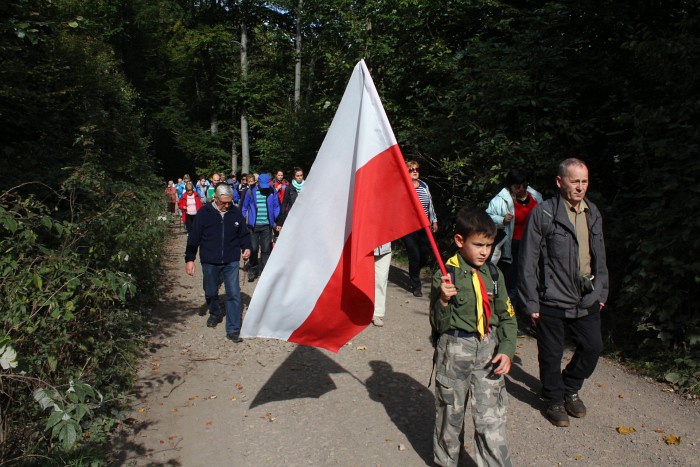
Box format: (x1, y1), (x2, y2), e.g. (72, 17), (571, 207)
(539, 198), (555, 297)
(486, 261), (499, 297)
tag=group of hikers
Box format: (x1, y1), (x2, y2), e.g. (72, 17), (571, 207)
(165, 157), (608, 467)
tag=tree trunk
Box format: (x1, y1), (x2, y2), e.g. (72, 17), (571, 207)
(210, 110), (218, 135)
(294, 0), (303, 107)
(240, 21), (250, 174)
(231, 128), (238, 175)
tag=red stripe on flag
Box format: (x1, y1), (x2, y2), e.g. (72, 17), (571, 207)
(288, 237), (374, 352)
(288, 145), (428, 352)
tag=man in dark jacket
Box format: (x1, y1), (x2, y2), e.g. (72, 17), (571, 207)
(185, 184), (251, 343)
(518, 158), (608, 427)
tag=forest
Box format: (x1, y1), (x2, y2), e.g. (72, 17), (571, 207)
(1, 0), (698, 463)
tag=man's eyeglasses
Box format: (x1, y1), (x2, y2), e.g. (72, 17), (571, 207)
(217, 200), (232, 206)
(408, 168), (419, 173)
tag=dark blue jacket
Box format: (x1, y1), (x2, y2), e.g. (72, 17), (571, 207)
(185, 203), (252, 264)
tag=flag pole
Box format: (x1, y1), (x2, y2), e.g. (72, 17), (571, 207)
(424, 225), (448, 279)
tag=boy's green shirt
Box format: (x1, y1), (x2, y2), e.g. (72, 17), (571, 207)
(430, 252), (518, 359)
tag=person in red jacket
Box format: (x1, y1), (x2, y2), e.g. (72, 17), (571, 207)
(273, 169), (288, 205)
(178, 181), (203, 232)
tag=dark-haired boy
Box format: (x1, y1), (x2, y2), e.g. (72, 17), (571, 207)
(430, 206), (517, 467)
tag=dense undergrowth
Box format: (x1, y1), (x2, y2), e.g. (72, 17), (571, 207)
(0, 177), (167, 464)
(1, 2), (169, 461)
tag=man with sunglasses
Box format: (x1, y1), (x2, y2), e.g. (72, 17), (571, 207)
(185, 184), (251, 343)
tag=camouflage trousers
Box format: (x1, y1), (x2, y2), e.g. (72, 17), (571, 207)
(433, 332), (512, 467)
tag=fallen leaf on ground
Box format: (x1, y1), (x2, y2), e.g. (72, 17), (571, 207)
(138, 408), (146, 413)
(168, 436), (177, 440)
(208, 395), (217, 399)
(654, 429), (665, 433)
(385, 438), (392, 443)
(618, 394), (625, 398)
(159, 440), (164, 444)
(664, 434), (681, 445)
(356, 346), (367, 351)
(170, 408), (178, 413)
(597, 383), (605, 388)
(415, 348), (422, 352)
(188, 396), (198, 401)
(575, 455), (583, 460)
(206, 421), (213, 426)
(230, 396), (237, 401)
(260, 413), (276, 422)
(616, 426), (636, 435)
(236, 383), (244, 391)
(180, 349), (189, 355)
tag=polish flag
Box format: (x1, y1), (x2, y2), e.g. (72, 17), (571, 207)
(240, 60), (429, 352)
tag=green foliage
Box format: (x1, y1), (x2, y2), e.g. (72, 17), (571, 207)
(0, 184), (166, 461)
(0, 0), (168, 462)
(34, 380), (103, 451)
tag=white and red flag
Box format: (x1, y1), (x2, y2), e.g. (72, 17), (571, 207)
(240, 60), (429, 352)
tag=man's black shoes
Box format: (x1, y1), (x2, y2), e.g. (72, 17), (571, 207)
(227, 332), (242, 343)
(565, 393), (587, 418)
(545, 404), (570, 427)
(412, 289), (423, 297)
(206, 315), (223, 328)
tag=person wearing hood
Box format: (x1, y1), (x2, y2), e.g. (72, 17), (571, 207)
(242, 172), (280, 282)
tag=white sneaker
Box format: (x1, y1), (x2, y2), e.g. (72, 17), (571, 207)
(372, 317), (384, 327)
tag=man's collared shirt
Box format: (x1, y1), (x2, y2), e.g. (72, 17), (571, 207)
(564, 198), (591, 277)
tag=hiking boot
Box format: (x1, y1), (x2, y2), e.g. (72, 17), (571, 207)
(206, 315), (221, 328)
(198, 304), (208, 317)
(545, 404), (570, 427)
(372, 317), (384, 327)
(565, 393), (587, 418)
(247, 275), (256, 283)
(227, 332), (242, 343)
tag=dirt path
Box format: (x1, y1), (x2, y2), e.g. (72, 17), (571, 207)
(115, 226), (698, 466)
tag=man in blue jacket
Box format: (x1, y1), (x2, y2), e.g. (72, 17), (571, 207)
(242, 173), (280, 282)
(185, 184), (251, 343)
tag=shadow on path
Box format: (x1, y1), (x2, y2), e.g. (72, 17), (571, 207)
(365, 360), (435, 466)
(388, 264), (411, 291)
(249, 346), (349, 408)
(505, 356), (542, 410)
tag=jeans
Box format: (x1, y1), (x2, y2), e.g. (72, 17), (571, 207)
(201, 262), (242, 334)
(536, 304), (603, 404)
(249, 224), (272, 279)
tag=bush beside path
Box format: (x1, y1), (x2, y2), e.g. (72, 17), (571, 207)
(115, 227), (698, 466)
